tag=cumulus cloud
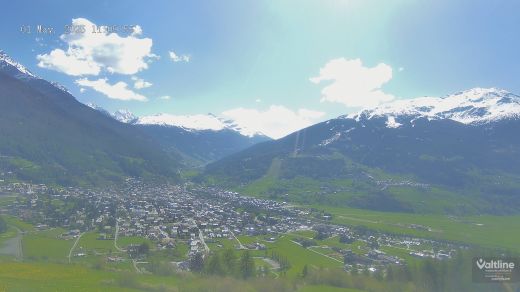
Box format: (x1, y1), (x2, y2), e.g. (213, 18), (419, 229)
(37, 49), (101, 76)
(310, 58), (395, 108)
(158, 95), (172, 100)
(75, 78), (147, 101)
(131, 76), (152, 89)
(37, 18), (155, 76)
(131, 25), (143, 36)
(169, 51), (190, 63)
(222, 105), (325, 139)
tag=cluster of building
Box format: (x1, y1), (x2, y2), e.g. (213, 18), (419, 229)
(0, 179), (465, 272)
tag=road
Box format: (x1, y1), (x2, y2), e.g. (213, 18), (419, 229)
(190, 219), (209, 254)
(0, 226), (23, 260)
(114, 220), (125, 252)
(230, 230), (245, 249)
(68, 232), (85, 263)
(198, 229), (210, 253)
(307, 246), (343, 263)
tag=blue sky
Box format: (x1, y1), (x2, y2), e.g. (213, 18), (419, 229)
(1, 0), (519, 138)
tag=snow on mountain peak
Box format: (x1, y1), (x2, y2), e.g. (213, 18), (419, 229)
(135, 113), (265, 137)
(0, 50), (73, 94)
(137, 113), (225, 131)
(349, 88), (520, 127)
(0, 50), (37, 78)
(113, 109), (138, 124)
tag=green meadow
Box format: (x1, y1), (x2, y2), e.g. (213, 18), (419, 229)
(312, 205), (520, 253)
(23, 228), (74, 262)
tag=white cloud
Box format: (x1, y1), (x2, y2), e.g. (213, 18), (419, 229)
(37, 49), (101, 76)
(222, 105), (325, 139)
(131, 25), (143, 36)
(169, 51), (190, 63)
(79, 88), (86, 93)
(158, 95), (171, 100)
(75, 78), (147, 101)
(310, 58), (395, 108)
(37, 18), (155, 76)
(131, 76), (152, 89)
(255, 98), (262, 103)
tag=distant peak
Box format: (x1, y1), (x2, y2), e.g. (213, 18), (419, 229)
(113, 109), (138, 124)
(347, 88), (520, 126)
(0, 50), (37, 78)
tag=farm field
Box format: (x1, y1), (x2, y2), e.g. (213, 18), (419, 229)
(23, 228), (74, 262)
(310, 205), (520, 253)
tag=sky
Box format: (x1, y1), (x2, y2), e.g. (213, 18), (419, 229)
(1, 0), (519, 139)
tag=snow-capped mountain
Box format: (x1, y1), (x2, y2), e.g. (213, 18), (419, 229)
(348, 88), (520, 128)
(136, 113), (266, 138)
(206, 87), (520, 214)
(85, 105), (271, 164)
(0, 50), (180, 185)
(88, 107), (266, 138)
(86, 102), (113, 118)
(113, 109), (138, 124)
(0, 50), (70, 94)
(0, 50), (37, 79)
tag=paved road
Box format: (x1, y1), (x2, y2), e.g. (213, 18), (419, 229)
(68, 232), (85, 263)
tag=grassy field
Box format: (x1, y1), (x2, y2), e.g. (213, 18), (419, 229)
(0, 226), (18, 245)
(298, 285), (364, 292)
(117, 236), (152, 248)
(23, 228), (74, 262)
(2, 215), (34, 232)
(77, 231), (116, 254)
(0, 262), (139, 291)
(0, 261), (361, 292)
(267, 236), (343, 277)
(312, 205), (520, 253)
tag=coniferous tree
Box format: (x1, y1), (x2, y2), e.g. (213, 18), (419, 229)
(302, 264), (308, 278)
(0, 217), (7, 233)
(239, 251), (255, 279)
(189, 252), (204, 272)
(205, 253), (224, 276)
(222, 248), (237, 275)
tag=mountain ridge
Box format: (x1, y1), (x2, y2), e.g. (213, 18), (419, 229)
(0, 50), (180, 185)
(204, 88), (520, 215)
(86, 104), (271, 165)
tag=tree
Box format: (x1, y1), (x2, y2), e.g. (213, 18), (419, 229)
(302, 264), (309, 278)
(222, 249), (237, 275)
(386, 265), (395, 281)
(189, 252), (204, 272)
(339, 233), (355, 244)
(137, 242), (149, 256)
(0, 217), (7, 234)
(205, 253), (224, 276)
(239, 251), (255, 279)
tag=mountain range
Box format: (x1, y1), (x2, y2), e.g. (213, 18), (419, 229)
(0, 50), (182, 185)
(86, 105), (271, 165)
(204, 88), (520, 214)
(2, 49), (520, 215)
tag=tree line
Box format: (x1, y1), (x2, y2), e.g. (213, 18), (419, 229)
(190, 249), (256, 279)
